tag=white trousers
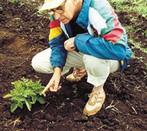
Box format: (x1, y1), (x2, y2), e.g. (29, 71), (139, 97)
(31, 48), (119, 87)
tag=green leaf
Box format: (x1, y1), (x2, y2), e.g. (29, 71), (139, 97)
(37, 96), (45, 104)
(10, 103), (19, 113)
(32, 96), (37, 104)
(23, 90), (35, 97)
(25, 100), (32, 111)
(3, 94), (12, 98)
(18, 102), (23, 109)
(11, 81), (22, 89)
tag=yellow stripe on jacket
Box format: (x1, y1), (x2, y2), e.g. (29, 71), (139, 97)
(49, 27), (62, 41)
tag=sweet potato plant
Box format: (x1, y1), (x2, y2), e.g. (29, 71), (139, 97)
(3, 78), (45, 112)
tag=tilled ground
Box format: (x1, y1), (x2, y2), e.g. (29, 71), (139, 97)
(0, 1), (147, 131)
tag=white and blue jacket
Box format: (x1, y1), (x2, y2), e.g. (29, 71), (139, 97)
(48, 0), (132, 70)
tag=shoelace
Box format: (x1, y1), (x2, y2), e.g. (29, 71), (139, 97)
(88, 92), (100, 105)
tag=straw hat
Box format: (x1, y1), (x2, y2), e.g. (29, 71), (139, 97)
(39, 0), (65, 11)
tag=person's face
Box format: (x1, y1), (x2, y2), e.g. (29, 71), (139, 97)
(51, 0), (82, 24)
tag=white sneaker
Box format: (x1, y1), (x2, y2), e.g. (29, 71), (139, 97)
(83, 87), (106, 116)
(66, 68), (86, 82)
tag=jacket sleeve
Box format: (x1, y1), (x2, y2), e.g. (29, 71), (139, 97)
(88, 7), (107, 35)
(49, 33), (67, 69)
(74, 33), (132, 60)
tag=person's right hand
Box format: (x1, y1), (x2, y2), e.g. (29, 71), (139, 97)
(41, 67), (61, 96)
(64, 37), (75, 51)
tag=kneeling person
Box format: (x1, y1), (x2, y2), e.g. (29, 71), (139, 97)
(32, 0), (132, 116)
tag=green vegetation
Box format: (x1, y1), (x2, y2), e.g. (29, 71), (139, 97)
(8, 0), (21, 5)
(125, 25), (147, 54)
(110, 0), (147, 64)
(110, 0), (147, 16)
(3, 78), (45, 112)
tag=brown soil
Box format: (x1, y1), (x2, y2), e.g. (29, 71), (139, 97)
(0, 1), (147, 131)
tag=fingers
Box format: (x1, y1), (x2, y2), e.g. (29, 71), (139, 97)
(64, 39), (75, 51)
(50, 79), (60, 92)
(41, 82), (52, 96)
(42, 79), (54, 96)
(41, 88), (48, 96)
(41, 80), (61, 96)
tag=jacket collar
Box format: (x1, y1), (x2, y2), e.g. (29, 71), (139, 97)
(76, 0), (91, 29)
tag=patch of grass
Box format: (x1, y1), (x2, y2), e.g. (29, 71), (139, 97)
(110, 0), (147, 17)
(129, 39), (147, 54)
(125, 25), (147, 54)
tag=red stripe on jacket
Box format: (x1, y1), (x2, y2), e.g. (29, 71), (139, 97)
(49, 20), (60, 28)
(103, 17), (124, 44)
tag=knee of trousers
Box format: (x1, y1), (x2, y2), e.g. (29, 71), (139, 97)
(31, 53), (53, 74)
(83, 54), (110, 76)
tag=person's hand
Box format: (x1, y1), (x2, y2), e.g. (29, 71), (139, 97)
(64, 37), (75, 51)
(42, 68), (61, 96)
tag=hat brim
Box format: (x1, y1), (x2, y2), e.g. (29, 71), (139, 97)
(39, 0), (65, 11)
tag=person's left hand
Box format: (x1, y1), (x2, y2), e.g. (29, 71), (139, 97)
(64, 37), (75, 51)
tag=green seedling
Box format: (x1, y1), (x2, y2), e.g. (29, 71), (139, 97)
(3, 78), (45, 112)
